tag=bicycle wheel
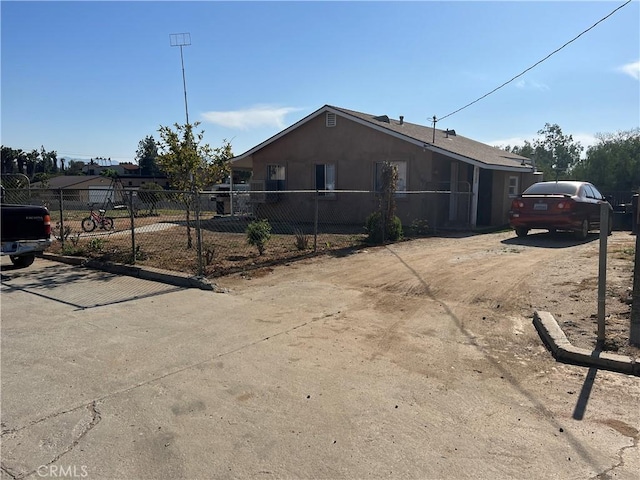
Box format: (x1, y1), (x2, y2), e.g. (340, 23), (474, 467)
(102, 217), (114, 230)
(81, 217), (96, 232)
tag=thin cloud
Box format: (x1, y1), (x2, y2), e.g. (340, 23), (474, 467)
(618, 60), (640, 80)
(515, 79), (549, 91)
(201, 105), (304, 130)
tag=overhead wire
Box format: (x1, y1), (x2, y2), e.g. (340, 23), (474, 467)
(435, 0), (633, 123)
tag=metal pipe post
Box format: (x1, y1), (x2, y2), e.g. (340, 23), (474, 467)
(58, 188), (64, 248)
(597, 204), (609, 347)
(129, 190), (136, 265)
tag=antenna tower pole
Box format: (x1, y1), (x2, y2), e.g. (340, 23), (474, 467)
(170, 33), (191, 125)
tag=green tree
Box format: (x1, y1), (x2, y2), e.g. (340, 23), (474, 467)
(100, 168), (119, 179)
(571, 129), (640, 192)
(503, 124), (583, 180)
(16, 149), (26, 175)
(39, 146), (58, 174)
(1, 146), (19, 174)
(25, 149), (40, 179)
(135, 135), (161, 176)
(366, 161), (403, 243)
(66, 160), (85, 175)
(504, 140), (535, 162)
(534, 124), (583, 180)
(156, 122), (233, 248)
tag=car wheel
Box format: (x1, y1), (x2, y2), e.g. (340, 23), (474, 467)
(515, 227), (529, 237)
(548, 228), (557, 234)
(575, 219), (589, 240)
(10, 254), (35, 268)
(607, 215), (613, 236)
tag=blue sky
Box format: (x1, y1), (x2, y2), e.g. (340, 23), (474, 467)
(1, 1), (639, 163)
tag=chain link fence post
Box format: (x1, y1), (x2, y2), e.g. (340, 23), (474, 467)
(314, 190), (319, 252)
(194, 189), (203, 277)
(129, 190), (136, 265)
(58, 188), (65, 249)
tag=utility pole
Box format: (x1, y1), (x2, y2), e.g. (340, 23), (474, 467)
(170, 33), (191, 125)
(431, 115), (437, 143)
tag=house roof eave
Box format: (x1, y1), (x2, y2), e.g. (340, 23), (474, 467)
(425, 144), (534, 173)
(229, 104), (533, 173)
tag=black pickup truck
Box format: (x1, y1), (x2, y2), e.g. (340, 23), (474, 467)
(1, 186), (52, 268)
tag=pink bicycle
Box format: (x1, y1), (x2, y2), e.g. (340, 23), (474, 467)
(81, 205), (114, 232)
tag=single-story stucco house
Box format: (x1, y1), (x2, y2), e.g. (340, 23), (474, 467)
(232, 105), (539, 229)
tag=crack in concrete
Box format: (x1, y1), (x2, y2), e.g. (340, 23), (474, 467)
(1, 402), (101, 480)
(591, 434), (639, 480)
(1, 312), (339, 436)
(1, 464), (19, 480)
(2, 402), (89, 437)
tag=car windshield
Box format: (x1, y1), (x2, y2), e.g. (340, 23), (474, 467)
(523, 182), (579, 196)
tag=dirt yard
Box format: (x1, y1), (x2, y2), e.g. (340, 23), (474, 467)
(218, 229), (640, 362)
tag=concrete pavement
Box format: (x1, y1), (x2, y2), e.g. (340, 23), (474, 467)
(43, 252), (640, 376)
(1, 257), (638, 479)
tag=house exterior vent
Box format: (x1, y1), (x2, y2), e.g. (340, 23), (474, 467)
(326, 112), (337, 127)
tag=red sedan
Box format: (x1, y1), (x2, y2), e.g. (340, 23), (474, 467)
(509, 181), (613, 239)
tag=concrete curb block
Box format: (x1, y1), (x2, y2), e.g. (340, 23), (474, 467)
(533, 310), (639, 376)
(41, 253), (215, 291)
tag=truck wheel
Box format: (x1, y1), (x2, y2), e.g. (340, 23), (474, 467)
(81, 217), (96, 232)
(10, 254), (35, 268)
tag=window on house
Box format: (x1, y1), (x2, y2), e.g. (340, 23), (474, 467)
(508, 176), (519, 197)
(267, 164), (286, 190)
(375, 161), (407, 195)
(326, 112), (337, 127)
(315, 164), (336, 197)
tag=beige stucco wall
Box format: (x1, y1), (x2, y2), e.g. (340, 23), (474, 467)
(250, 113), (445, 226)
(247, 113), (525, 229)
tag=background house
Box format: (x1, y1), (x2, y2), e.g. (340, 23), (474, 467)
(30, 175), (169, 209)
(231, 105), (539, 229)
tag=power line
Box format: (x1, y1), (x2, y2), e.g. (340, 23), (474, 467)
(436, 0), (632, 123)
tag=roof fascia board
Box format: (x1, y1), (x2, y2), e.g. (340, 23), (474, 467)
(425, 144), (532, 173)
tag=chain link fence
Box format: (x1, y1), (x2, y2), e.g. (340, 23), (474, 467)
(2, 184), (472, 277)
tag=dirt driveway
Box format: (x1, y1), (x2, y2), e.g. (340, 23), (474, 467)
(220, 229), (639, 362)
(1, 230), (639, 479)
